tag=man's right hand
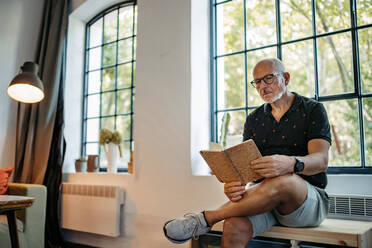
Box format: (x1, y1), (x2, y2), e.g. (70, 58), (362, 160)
(224, 181), (246, 202)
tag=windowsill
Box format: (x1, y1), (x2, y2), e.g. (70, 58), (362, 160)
(70, 172), (132, 175)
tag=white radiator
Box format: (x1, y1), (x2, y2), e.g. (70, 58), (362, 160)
(61, 183), (125, 237)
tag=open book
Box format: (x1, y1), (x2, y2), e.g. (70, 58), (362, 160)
(200, 139), (262, 184)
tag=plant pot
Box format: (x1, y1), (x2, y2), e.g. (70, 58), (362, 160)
(75, 160), (87, 172)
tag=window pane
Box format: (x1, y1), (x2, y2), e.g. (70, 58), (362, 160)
(87, 94), (100, 118)
(357, 0), (372, 26)
(101, 92), (115, 116)
(88, 71), (101, 94)
(317, 32), (354, 96)
(217, 54), (245, 109)
(246, 0), (276, 49)
(104, 10), (118, 43)
(324, 99), (361, 166)
(281, 0), (312, 41)
(119, 6), (133, 39)
(102, 67), (115, 91)
(89, 18), (102, 48)
(359, 28), (372, 93)
(282, 40), (315, 98)
(315, 0), (350, 34)
(86, 118), (99, 142)
(118, 39), (133, 63)
(216, 0), (244, 55)
(363, 98), (372, 166)
(86, 143), (99, 155)
(117, 89), (131, 114)
(120, 141), (131, 164)
(103, 43), (117, 67)
(118, 63), (132, 88)
(217, 110), (245, 148)
(101, 117), (115, 130)
(89, 47), (101, 71)
(117, 115), (131, 139)
(246, 47), (276, 107)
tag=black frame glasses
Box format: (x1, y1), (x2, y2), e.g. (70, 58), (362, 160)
(250, 72), (284, 88)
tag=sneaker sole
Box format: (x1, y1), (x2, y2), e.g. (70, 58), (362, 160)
(163, 219), (191, 244)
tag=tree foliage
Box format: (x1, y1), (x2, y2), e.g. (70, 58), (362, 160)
(215, 0), (371, 166)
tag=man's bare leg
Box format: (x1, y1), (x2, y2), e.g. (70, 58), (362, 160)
(204, 174), (307, 227)
(221, 217), (253, 248)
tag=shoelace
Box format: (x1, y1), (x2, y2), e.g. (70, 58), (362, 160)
(184, 213), (200, 240)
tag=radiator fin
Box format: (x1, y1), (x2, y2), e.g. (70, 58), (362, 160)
(328, 194), (372, 221)
(366, 199), (372, 217)
(62, 183), (117, 198)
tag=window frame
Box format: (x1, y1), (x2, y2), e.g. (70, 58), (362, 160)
(82, 0), (137, 172)
(210, 0), (372, 174)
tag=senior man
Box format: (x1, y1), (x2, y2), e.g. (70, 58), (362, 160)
(163, 58), (331, 248)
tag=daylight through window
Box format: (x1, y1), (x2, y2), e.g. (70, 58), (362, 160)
(211, 0), (371, 172)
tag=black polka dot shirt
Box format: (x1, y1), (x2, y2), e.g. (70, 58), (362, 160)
(243, 92), (332, 188)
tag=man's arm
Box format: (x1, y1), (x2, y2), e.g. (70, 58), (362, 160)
(297, 138), (330, 175)
(250, 138), (330, 178)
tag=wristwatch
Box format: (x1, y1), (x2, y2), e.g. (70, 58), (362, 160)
(294, 157), (304, 174)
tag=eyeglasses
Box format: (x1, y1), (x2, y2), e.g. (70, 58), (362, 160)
(250, 72), (284, 88)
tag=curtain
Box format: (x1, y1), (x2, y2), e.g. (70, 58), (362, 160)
(14, 0), (69, 247)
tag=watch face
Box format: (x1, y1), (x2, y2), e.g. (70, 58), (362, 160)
(295, 158), (304, 173)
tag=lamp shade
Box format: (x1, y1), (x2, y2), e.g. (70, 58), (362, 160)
(7, 62), (44, 103)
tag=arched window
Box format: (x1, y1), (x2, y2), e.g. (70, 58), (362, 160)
(83, 1), (137, 171)
(211, 0), (372, 173)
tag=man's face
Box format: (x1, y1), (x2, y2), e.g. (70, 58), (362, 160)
(252, 62), (286, 103)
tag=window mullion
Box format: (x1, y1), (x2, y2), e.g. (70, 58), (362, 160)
(311, 0), (320, 101)
(129, 4), (136, 148)
(211, 0), (218, 142)
(115, 8), (119, 131)
(243, 0), (248, 117)
(275, 0), (282, 60)
(350, 0), (365, 168)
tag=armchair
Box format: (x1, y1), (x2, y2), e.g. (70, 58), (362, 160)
(0, 183), (47, 248)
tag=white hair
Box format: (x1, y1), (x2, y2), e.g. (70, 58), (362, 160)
(253, 58), (286, 73)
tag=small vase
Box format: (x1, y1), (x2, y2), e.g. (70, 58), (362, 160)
(106, 143), (119, 173)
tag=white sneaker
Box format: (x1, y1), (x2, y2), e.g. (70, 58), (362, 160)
(163, 212), (211, 244)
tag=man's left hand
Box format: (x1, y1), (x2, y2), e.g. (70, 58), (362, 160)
(250, 155), (294, 178)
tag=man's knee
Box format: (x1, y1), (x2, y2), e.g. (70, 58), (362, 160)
(262, 174), (306, 196)
(223, 217), (253, 239)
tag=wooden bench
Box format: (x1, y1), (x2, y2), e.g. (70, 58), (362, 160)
(189, 218), (372, 248)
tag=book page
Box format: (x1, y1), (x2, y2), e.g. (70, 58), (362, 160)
(199, 151), (241, 183)
(224, 139), (262, 183)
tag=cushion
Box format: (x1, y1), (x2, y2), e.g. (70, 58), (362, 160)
(0, 166), (14, 195)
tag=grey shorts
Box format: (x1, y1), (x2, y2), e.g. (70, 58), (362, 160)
(248, 181), (329, 237)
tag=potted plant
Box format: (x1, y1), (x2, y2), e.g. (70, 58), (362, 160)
(75, 156), (87, 172)
(99, 128), (122, 173)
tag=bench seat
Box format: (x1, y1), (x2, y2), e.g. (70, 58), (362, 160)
(190, 218), (372, 248)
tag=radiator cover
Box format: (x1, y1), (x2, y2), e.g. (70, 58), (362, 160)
(61, 183), (125, 237)
(328, 194), (372, 221)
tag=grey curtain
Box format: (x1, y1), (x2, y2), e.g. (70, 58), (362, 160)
(14, 0), (69, 247)
(14, 0), (68, 184)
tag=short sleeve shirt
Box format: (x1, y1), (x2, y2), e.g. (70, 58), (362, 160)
(243, 92), (332, 188)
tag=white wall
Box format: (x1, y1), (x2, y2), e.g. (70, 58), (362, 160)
(0, 0), (43, 169)
(63, 0), (226, 247)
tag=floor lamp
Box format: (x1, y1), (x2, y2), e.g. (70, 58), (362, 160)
(7, 61), (44, 104)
